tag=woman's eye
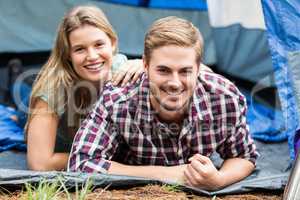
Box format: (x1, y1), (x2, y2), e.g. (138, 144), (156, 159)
(74, 47), (84, 52)
(95, 43), (104, 48)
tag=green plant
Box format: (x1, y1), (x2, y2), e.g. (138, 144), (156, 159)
(73, 177), (94, 200)
(25, 178), (63, 200)
(23, 176), (94, 200)
(161, 183), (181, 192)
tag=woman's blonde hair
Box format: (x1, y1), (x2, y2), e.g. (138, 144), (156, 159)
(25, 5), (118, 133)
(144, 16), (203, 65)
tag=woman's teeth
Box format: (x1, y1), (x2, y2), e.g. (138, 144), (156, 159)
(85, 62), (104, 70)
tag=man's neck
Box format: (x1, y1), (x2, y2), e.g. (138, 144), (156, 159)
(157, 110), (185, 124)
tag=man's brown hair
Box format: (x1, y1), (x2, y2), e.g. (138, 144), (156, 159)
(144, 16), (203, 65)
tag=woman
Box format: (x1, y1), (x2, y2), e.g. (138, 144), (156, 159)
(25, 5), (143, 171)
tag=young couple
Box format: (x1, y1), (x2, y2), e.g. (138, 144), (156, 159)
(26, 5), (258, 191)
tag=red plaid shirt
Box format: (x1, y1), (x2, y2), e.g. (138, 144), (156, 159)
(68, 72), (258, 173)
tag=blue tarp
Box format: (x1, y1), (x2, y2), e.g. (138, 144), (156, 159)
(99, 0), (208, 10)
(0, 140), (291, 195)
(0, 105), (26, 152)
(242, 90), (286, 142)
(261, 0), (300, 159)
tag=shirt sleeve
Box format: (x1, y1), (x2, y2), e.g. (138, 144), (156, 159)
(35, 91), (65, 117)
(217, 95), (259, 165)
(111, 53), (128, 74)
(67, 95), (120, 173)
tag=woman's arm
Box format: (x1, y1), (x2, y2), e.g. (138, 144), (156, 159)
(27, 99), (69, 171)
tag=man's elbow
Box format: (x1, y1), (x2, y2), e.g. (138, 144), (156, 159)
(241, 158), (256, 176)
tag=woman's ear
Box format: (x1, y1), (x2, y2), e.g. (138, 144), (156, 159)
(111, 39), (117, 54)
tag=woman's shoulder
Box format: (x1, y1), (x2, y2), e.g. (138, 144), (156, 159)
(34, 90), (65, 117)
(111, 53), (128, 73)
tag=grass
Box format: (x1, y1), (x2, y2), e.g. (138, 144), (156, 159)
(161, 183), (181, 192)
(0, 181), (186, 200)
(20, 176), (94, 200)
(25, 178), (61, 199)
(0, 180), (283, 200)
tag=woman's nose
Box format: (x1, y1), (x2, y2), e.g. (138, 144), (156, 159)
(86, 48), (99, 60)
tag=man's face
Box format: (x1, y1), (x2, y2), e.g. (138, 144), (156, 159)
(145, 45), (199, 117)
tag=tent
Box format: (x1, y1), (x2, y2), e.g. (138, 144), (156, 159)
(0, 0), (299, 196)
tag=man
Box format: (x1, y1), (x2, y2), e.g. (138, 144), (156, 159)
(68, 16), (258, 191)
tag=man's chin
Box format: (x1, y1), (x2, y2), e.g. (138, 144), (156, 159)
(161, 103), (185, 112)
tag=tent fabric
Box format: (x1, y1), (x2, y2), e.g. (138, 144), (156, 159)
(207, 0), (266, 29)
(261, 0), (300, 159)
(207, 0), (275, 86)
(206, 0), (282, 140)
(99, 0), (208, 10)
(242, 90), (286, 142)
(0, 0), (215, 65)
(290, 51), (300, 155)
(0, 0), (284, 141)
(210, 25), (274, 84)
(0, 0), (298, 195)
(0, 140), (290, 195)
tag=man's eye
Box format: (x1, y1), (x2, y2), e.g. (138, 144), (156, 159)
(158, 69), (168, 73)
(181, 70), (192, 75)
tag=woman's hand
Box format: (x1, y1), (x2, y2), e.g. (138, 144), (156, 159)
(111, 59), (144, 86)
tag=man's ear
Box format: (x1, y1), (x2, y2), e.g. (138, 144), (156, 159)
(200, 63), (213, 72)
(142, 55), (148, 72)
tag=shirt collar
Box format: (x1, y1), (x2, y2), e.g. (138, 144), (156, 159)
(135, 74), (154, 123)
(190, 81), (214, 123)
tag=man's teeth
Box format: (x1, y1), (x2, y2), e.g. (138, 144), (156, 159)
(164, 90), (184, 95)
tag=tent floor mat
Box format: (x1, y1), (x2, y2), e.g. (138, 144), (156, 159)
(0, 140), (289, 195)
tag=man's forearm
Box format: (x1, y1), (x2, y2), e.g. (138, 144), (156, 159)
(218, 158), (255, 188)
(108, 161), (186, 183)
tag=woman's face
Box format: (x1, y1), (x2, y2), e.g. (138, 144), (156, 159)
(69, 24), (115, 85)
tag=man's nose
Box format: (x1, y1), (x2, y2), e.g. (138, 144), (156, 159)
(167, 73), (182, 90)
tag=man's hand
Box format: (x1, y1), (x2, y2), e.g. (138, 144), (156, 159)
(183, 154), (224, 190)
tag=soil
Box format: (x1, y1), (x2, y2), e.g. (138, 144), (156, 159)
(0, 184), (283, 200)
